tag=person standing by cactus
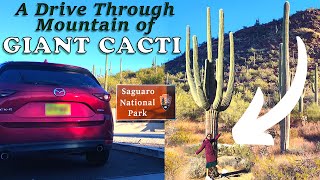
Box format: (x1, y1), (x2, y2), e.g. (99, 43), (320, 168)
(196, 133), (221, 178)
(186, 7), (234, 174)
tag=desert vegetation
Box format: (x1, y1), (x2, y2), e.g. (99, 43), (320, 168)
(164, 3), (320, 180)
(90, 4), (320, 180)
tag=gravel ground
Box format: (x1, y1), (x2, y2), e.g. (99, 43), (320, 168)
(113, 136), (164, 150)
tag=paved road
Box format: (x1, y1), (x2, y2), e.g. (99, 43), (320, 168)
(0, 149), (164, 180)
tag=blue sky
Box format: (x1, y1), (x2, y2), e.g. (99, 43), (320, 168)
(0, 0), (319, 74)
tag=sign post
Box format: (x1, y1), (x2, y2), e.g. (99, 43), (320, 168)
(116, 85), (175, 121)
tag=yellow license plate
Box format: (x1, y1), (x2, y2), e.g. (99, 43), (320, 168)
(45, 103), (71, 116)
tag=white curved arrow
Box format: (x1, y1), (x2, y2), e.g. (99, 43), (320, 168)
(232, 36), (308, 145)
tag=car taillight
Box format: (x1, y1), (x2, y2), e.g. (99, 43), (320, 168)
(93, 93), (111, 102)
(0, 90), (16, 97)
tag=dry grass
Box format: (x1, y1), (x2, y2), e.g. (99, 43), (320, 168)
(299, 121), (320, 142)
(166, 119), (320, 180)
(252, 154), (320, 179)
(219, 132), (235, 144)
(169, 120), (205, 134)
(166, 120), (205, 146)
(165, 147), (186, 180)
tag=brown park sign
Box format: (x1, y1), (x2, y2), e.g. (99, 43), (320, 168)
(116, 85), (175, 121)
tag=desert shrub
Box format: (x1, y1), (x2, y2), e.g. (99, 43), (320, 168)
(165, 149), (184, 180)
(260, 63), (268, 69)
(188, 156), (206, 179)
(218, 145), (254, 171)
(290, 128), (300, 139)
(122, 77), (141, 85)
(242, 88), (254, 102)
(268, 74), (278, 83)
(305, 103), (320, 122)
(248, 69), (259, 76)
(218, 156), (250, 171)
(298, 121), (320, 142)
(252, 156), (320, 180)
(219, 145), (253, 159)
(220, 93), (250, 129)
(243, 72), (252, 81)
(136, 67), (165, 84)
(167, 125), (202, 146)
(176, 87), (203, 121)
(254, 78), (269, 92)
(97, 75), (124, 93)
(218, 132), (234, 144)
(97, 75), (142, 108)
(109, 93), (116, 108)
(316, 142), (320, 152)
(183, 144), (201, 155)
(290, 137), (316, 154)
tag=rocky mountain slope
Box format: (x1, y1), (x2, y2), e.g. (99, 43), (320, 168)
(165, 8), (320, 75)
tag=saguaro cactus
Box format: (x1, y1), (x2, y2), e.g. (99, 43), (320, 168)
(104, 55), (108, 91)
(299, 89), (305, 114)
(312, 63), (318, 105)
(120, 58), (123, 84)
(92, 65), (96, 77)
(186, 8), (235, 155)
(153, 57), (158, 74)
(279, 1), (290, 152)
(278, 43), (282, 97)
(109, 61), (112, 75)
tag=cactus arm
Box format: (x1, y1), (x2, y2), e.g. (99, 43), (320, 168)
(280, 43), (286, 97)
(207, 7), (212, 62)
(203, 7), (216, 105)
(193, 35), (210, 110)
(278, 43), (282, 93)
(282, 1), (290, 93)
(220, 32), (235, 111)
(212, 9), (224, 110)
(185, 26), (201, 107)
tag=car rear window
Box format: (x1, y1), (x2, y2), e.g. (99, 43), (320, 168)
(0, 68), (100, 88)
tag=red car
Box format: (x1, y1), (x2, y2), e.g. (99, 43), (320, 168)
(0, 61), (113, 165)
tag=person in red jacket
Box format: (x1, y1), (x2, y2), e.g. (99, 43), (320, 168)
(196, 133), (221, 177)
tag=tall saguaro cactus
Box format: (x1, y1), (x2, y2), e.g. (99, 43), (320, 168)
(109, 61), (112, 75)
(299, 89), (305, 114)
(312, 63), (318, 105)
(120, 58), (123, 84)
(104, 55), (108, 91)
(186, 8), (235, 156)
(153, 57), (158, 74)
(279, 1), (290, 152)
(92, 65), (96, 77)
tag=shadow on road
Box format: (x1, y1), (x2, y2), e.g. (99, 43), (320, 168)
(0, 150), (164, 179)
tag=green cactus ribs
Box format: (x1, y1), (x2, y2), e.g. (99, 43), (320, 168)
(185, 7), (235, 136)
(279, 1), (291, 152)
(312, 63), (319, 105)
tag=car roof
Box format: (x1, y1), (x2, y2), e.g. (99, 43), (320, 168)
(0, 61), (100, 85)
(0, 61), (90, 73)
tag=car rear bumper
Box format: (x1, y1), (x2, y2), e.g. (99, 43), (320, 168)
(0, 140), (113, 154)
